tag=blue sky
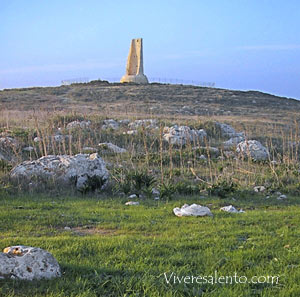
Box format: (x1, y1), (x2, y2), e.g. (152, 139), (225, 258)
(1, 0), (300, 99)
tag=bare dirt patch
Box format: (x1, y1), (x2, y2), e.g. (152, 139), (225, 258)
(67, 226), (117, 236)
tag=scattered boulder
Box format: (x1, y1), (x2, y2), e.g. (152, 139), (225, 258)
(0, 245), (61, 280)
(102, 119), (119, 130)
(173, 204), (213, 217)
(66, 120), (91, 130)
(98, 143), (127, 153)
(125, 201), (140, 206)
(119, 119), (130, 125)
(10, 153), (109, 191)
(236, 140), (269, 161)
(128, 119), (158, 129)
(215, 122), (244, 138)
(223, 136), (245, 148)
(220, 205), (245, 213)
(0, 137), (18, 161)
(163, 125), (207, 145)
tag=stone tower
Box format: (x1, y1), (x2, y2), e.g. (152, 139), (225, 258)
(120, 38), (149, 84)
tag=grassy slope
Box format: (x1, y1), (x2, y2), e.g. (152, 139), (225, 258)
(1, 83), (300, 126)
(1, 194), (300, 297)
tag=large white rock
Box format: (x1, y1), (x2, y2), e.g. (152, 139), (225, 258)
(0, 246), (61, 280)
(163, 125), (207, 146)
(173, 204), (213, 217)
(236, 140), (269, 161)
(98, 142), (127, 153)
(10, 153), (109, 191)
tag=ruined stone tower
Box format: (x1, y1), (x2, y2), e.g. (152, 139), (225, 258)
(120, 38), (149, 84)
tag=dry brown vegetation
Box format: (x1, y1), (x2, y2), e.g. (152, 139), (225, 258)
(1, 81), (300, 196)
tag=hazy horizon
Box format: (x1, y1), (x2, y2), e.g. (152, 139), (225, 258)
(1, 0), (300, 99)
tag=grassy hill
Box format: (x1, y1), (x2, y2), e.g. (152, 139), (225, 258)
(1, 81), (300, 124)
(1, 82), (300, 296)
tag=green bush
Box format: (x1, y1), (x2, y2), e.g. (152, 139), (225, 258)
(209, 179), (237, 198)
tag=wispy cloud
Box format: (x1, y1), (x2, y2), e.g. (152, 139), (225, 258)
(236, 44), (300, 51)
(0, 60), (122, 75)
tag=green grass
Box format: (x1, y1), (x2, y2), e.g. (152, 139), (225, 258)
(0, 193), (300, 297)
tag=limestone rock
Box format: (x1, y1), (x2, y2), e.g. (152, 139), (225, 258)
(215, 122), (244, 138)
(163, 125), (207, 146)
(0, 245), (61, 280)
(0, 137), (18, 161)
(98, 143), (127, 153)
(220, 205), (245, 213)
(223, 136), (245, 148)
(236, 140), (269, 161)
(102, 119), (120, 130)
(125, 201), (140, 206)
(277, 194), (287, 200)
(128, 119), (158, 129)
(254, 186), (266, 193)
(66, 120), (91, 130)
(10, 153), (109, 191)
(128, 194), (138, 199)
(173, 204), (213, 217)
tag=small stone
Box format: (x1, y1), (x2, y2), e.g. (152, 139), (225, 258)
(220, 205), (244, 213)
(128, 194), (137, 199)
(23, 146), (34, 152)
(278, 194), (287, 200)
(64, 226), (71, 230)
(152, 188), (160, 196)
(254, 186), (266, 193)
(125, 201), (140, 206)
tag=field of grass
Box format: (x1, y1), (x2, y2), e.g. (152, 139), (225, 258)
(1, 83), (300, 296)
(1, 193), (300, 297)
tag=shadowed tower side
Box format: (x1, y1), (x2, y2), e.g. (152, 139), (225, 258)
(120, 38), (149, 84)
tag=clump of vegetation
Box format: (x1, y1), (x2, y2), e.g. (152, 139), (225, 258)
(112, 169), (156, 198)
(158, 182), (176, 201)
(208, 179), (238, 198)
